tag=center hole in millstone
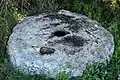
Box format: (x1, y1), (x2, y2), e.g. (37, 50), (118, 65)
(53, 30), (70, 37)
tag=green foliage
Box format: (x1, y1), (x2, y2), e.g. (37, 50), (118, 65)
(56, 71), (70, 80)
(81, 62), (107, 80)
(108, 19), (120, 42)
(71, 0), (120, 27)
(9, 0), (73, 16)
(0, 17), (8, 54)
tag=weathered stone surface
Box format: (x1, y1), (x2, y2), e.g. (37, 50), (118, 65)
(118, 74), (120, 80)
(8, 10), (114, 78)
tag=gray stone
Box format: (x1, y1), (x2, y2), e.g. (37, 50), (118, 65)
(8, 10), (114, 78)
(118, 74), (120, 80)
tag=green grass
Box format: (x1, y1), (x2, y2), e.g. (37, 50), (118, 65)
(0, 0), (120, 80)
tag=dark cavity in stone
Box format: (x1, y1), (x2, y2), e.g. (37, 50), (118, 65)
(53, 30), (70, 37)
(63, 35), (86, 47)
(40, 47), (55, 55)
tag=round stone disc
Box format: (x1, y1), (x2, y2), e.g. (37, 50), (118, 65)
(8, 10), (114, 78)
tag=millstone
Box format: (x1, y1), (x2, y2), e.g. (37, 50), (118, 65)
(8, 10), (114, 78)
